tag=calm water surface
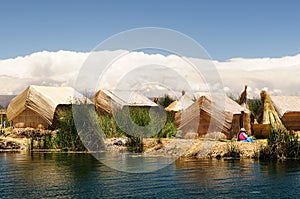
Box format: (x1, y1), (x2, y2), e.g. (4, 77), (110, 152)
(0, 152), (300, 198)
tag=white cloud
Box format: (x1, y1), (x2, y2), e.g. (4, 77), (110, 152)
(215, 56), (300, 97)
(0, 50), (300, 98)
(215, 54), (300, 71)
(95, 51), (210, 94)
(0, 50), (88, 94)
(0, 50), (88, 78)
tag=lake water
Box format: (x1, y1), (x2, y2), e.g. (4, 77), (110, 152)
(0, 152), (300, 198)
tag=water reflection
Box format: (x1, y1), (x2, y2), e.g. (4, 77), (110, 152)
(174, 159), (260, 196)
(93, 152), (177, 173)
(174, 158), (300, 198)
(0, 153), (300, 198)
(175, 158), (259, 181)
(0, 152), (100, 198)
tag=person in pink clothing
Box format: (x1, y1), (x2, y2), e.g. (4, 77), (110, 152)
(237, 128), (254, 142)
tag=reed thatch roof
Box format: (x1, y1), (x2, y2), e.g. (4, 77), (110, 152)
(194, 92), (250, 114)
(165, 94), (194, 112)
(7, 85), (90, 126)
(271, 96), (300, 117)
(271, 95), (300, 130)
(93, 90), (158, 114)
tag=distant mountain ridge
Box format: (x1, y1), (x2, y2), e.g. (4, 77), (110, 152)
(0, 95), (16, 109)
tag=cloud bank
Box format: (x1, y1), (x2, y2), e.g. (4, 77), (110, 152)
(0, 50), (88, 94)
(215, 55), (300, 97)
(1, 50), (299, 98)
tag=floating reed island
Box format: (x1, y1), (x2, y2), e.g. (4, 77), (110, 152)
(0, 85), (300, 160)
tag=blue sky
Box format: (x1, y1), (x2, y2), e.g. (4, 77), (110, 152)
(1, 0), (300, 61)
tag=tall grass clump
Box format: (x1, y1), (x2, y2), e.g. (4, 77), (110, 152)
(42, 132), (55, 149)
(110, 106), (176, 152)
(96, 95), (177, 152)
(223, 142), (242, 158)
(247, 98), (262, 120)
(158, 94), (175, 108)
(156, 111), (177, 138)
(98, 114), (124, 138)
(114, 107), (159, 153)
(259, 128), (300, 160)
(156, 95), (177, 138)
(54, 107), (86, 151)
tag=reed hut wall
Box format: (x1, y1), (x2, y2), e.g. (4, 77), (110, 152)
(271, 96), (300, 130)
(281, 112), (300, 130)
(252, 124), (271, 138)
(176, 95), (250, 139)
(12, 108), (48, 129)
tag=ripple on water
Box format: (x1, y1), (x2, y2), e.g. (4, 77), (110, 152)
(1, 153), (300, 198)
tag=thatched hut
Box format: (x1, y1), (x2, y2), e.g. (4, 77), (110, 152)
(175, 94), (251, 139)
(93, 90), (158, 114)
(271, 96), (300, 131)
(6, 85), (90, 129)
(165, 94), (194, 112)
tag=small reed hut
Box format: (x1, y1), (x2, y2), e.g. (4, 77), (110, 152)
(6, 85), (90, 129)
(165, 94), (194, 112)
(271, 95), (300, 131)
(175, 94), (251, 139)
(93, 90), (158, 114)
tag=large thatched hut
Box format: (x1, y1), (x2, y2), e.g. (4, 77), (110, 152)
(93, 90), (158, 114)
(271, 96), (300, 131)
(176, 94), (251, 139)
(7, 85), (90, 129)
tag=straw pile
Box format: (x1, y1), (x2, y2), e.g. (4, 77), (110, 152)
(258, 90), (286, 132)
